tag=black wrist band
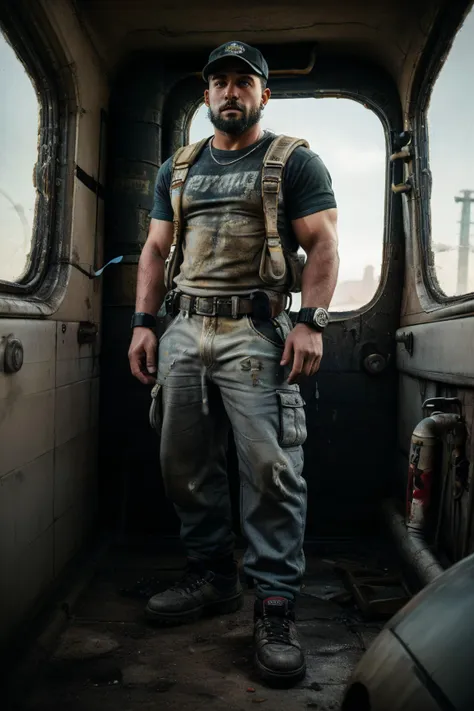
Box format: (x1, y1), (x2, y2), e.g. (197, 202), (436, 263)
(131, 312), (157, 329)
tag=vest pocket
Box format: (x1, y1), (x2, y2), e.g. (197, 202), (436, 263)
(277, 390), (307, 447)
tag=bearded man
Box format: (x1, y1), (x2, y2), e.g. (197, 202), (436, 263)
(128, 41), (339, 686)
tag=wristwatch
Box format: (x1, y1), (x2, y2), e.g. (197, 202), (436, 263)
(296, 307), (330, 332)
(131, 312), (157, 329)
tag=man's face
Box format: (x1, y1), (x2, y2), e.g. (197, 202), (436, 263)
(204, 64), (270, 136)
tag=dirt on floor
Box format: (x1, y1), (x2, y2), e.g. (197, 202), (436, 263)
(10, 540), (404, 711)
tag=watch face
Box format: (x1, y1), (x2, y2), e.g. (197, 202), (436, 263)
(314, 308), (330, 329)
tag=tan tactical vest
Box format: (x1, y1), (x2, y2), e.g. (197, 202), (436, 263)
(164, 135), (309, 294)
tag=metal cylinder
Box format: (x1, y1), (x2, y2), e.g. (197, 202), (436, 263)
(406, 420), (437, 532)
(405, 413), (461, 532)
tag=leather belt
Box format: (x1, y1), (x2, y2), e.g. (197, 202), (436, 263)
(180, 294), (253, 318)
(165, 291), (287, 319)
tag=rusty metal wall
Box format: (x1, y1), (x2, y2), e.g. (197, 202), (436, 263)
(0, 0), (108, 655)
(99, 56), (167, 533)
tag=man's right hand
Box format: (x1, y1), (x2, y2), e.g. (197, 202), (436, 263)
(128, 327), (157, 385)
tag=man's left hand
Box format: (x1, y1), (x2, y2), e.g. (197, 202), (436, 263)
(281, 323), (323, 384)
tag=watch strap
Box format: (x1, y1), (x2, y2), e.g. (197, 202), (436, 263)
(131, 312), (157, 329)
(297, 308), (315, 322)
(296, 307), (328, 331)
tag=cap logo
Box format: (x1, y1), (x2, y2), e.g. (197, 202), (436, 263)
(225, 43), (245, 55)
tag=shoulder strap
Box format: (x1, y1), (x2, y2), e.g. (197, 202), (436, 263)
(170, 137), (210, 249)
(261, 135), (309, 281)
(165, 137), (210, 290)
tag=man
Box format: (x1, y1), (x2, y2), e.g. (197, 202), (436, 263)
(128, 41), (339, 686)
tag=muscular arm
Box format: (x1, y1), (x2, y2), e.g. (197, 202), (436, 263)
(281, 207), (339, 383)
(135, 218), (174, 315)
(128, 218), (174, 384)
(295, 207), (339, 308)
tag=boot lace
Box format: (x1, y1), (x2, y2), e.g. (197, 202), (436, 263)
(170, 567), (208, 594)
(263, 613), (292, 645)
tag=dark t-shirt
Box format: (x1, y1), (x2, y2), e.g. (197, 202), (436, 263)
(150, 131), (336, 295)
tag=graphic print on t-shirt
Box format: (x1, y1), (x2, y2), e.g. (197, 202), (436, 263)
(185, 170), (259, 200)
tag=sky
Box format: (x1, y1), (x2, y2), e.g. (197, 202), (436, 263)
(0, 30), (38, 282)
(427, 8), (474, 296)
(1, 8), (473, 299)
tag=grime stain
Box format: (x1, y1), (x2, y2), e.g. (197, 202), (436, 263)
(240, 357), (263, 387)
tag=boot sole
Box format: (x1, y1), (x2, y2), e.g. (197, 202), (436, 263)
(254, 655), (307, 687)
(145, 591), (243, 626)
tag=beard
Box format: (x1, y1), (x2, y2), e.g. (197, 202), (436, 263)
(208, 102), (263, 136)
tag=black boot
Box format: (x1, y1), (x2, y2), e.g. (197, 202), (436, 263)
(254, 596), (306, 686)
(145, 559), (243, 625)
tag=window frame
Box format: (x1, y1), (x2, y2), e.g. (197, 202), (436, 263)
(0, 2), (68, 302)
(413, 0), (474, 313)
(161, 60), (403, 321)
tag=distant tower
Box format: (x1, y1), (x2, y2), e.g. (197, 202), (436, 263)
(362, 265), (375, 287)
(455, 190), (474, 294)
(361, 265), (375, 303)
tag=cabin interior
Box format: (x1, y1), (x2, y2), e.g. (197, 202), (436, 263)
(1, 0), (474, 708)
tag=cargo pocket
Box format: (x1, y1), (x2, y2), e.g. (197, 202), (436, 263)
(149, 383), (163, 434)
(277, 390), (307, 447)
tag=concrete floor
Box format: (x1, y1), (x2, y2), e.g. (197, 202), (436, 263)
(15, 540), (401, 711)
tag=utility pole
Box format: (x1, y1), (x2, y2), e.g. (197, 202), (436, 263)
(455, 190), (474, 295)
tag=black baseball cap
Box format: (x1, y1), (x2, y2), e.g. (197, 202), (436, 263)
(202, 41), (269, 82)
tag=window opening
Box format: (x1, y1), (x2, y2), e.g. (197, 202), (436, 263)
(426, 7), (474, 297)
(0, 28), (39, 283)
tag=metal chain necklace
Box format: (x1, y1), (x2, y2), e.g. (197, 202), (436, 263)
(208, 131), (267, 166)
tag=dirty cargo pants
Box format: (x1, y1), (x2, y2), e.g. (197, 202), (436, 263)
(154, 308), (307, 599)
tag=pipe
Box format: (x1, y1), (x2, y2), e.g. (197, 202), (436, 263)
(383, 498), (444, 586)
(191, 45), (317, 80)
(270, 45), (317, 77)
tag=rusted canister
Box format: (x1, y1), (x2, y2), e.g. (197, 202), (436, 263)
(406, 431), (436, 532)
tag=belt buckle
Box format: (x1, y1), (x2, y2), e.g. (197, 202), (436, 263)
(196, 296), (215, 316)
